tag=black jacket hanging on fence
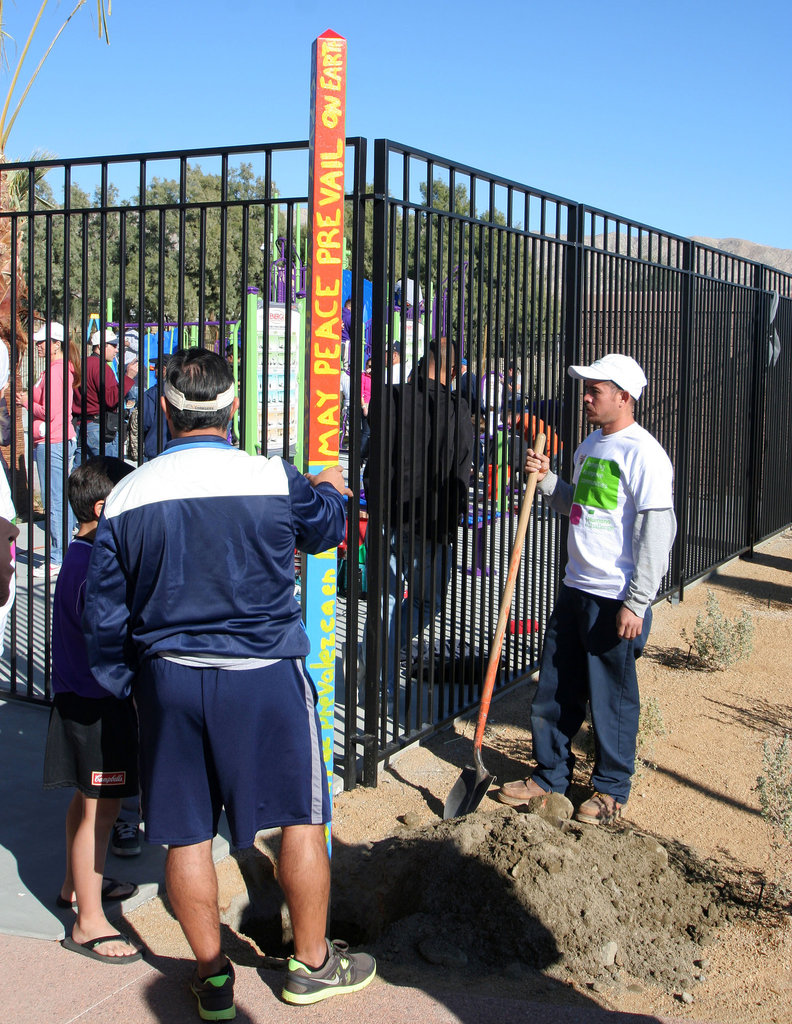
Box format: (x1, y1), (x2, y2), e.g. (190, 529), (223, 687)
(365, 374), (474, 545)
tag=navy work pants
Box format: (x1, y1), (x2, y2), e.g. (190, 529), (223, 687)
(530, 584), (651, 804)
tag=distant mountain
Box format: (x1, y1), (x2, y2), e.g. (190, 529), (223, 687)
(691, 237), (792, 275)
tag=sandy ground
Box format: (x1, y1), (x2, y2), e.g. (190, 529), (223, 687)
(127, 529), (792, 1024)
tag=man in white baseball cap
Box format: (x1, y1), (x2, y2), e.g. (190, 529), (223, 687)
(497, 352), (676, 826)
(89, 327), (117, 355)
(75, 329), (136, 463)
(567, 352), (647, 401)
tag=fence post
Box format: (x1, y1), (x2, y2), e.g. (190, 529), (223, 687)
(561, 204), (583, 473)
(243, 286), (259, 455)
(746, 262), (768, 556)
(672, 239), (695, 599)
(361, 138), (389, 787)
(558, 204), (584, 568)
(341, 138), (368, 790)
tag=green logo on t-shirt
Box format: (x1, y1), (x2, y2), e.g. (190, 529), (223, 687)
(574, 457), (620, 509)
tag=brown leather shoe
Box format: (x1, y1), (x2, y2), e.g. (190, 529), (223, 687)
(574, 792), (623, 825)
(496, 777), (549, 808)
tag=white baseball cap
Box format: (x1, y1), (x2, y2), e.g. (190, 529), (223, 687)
(567, 353), (648, 401)
(90, 328), (119, 348)
(33, 321), (64, 343)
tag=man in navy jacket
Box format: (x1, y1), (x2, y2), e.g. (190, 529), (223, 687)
(84, 348), (375, 1015)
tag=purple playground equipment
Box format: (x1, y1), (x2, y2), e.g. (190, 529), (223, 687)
(271, 236), (307, 304)
(432, 261), (469, 357)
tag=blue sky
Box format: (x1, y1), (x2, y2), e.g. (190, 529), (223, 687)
(2, 0), (790, 248)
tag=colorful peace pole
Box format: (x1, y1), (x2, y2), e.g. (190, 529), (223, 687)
(301, 30), (347, 839)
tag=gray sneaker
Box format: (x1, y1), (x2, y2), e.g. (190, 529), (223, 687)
(282, 939), (376, 1005)
(190, 960), (235, 1020)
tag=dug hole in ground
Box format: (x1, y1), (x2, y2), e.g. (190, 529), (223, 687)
(127, 530), (792, 1024)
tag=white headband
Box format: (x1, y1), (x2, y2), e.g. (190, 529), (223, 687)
(163, 380), (235, 412)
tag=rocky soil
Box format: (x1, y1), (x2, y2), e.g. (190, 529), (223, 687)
(328, 804), (732, 996)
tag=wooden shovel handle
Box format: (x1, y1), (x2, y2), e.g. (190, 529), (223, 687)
(472, 433), (546, 755)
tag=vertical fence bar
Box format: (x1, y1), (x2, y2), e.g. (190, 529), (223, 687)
(746, 262), (767, 557)
(362, 138), (389, 785)
(342, 137), (367, 789)
(672, 238), (694, 597)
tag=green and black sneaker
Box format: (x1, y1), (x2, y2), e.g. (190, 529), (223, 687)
(190, 959), (235, 1021)
(282, 938), (376, 1005)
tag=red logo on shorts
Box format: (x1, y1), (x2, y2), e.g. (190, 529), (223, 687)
(91, 771), (126, 786)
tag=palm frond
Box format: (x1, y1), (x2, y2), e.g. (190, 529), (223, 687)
(0, 0), (111, 153)
(97, 0), (111, 44)
(3, 150), (56, 210)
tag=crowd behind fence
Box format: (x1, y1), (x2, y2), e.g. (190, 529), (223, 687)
(0, 138), (790, 788)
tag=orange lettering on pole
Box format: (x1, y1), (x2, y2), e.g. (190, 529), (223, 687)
(305, 29), (348, 852)
(306, 30), (347, 472)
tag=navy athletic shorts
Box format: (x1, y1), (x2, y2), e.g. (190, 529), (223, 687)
(134, 657), (330, 848)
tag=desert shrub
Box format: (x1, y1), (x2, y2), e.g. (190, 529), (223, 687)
(757, 734), (792, 844)
(636, 695), (667, 767)
(683, 589), (753, 670)
(756, 734), (792, 907)
(579, 696), (666, 774)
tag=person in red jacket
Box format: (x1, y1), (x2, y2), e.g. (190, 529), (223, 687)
(73, 329), (137, 464)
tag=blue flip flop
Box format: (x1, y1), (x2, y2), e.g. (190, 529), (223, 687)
(61, 933), (144, 964)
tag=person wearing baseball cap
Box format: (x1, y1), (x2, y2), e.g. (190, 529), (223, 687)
(89, 328), (117, 355)
(17, 322), (77, 577)
(74, 328), (136, 463)
(497, 352), (676, 825)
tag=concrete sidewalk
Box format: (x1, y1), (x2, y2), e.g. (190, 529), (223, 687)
(5, 929), (719, 1024)
(0, 697), (720, 1024)
(0, 697), (228, 942)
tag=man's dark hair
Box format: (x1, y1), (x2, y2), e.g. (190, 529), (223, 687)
(68, 457), (134, 523)
(164, 347), (235, 433)
(428, 338), (457, 380)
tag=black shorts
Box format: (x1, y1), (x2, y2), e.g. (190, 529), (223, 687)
(43, 691), (139, 798)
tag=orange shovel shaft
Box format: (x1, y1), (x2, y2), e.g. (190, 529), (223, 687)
(472, 433), (546, 754)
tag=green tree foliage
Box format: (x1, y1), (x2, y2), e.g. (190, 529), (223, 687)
(345, 175), (557, 395)
(23, 162), (282, 339)
(417, 179), (537, 377)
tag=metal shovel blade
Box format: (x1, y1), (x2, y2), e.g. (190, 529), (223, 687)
(442, 755), (495, 820)
(438, 737), (493, 815)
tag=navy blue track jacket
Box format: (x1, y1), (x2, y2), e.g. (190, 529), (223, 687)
(83, 435), (346, 698)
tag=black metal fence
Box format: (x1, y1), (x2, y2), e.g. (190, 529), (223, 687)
(1, 138), (790, 790)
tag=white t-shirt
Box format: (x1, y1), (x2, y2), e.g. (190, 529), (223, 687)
(565, 422), (673, 600)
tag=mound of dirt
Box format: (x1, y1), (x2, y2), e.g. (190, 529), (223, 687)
(325, 804), (733, 998)
(128, 533), (792, 1022)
